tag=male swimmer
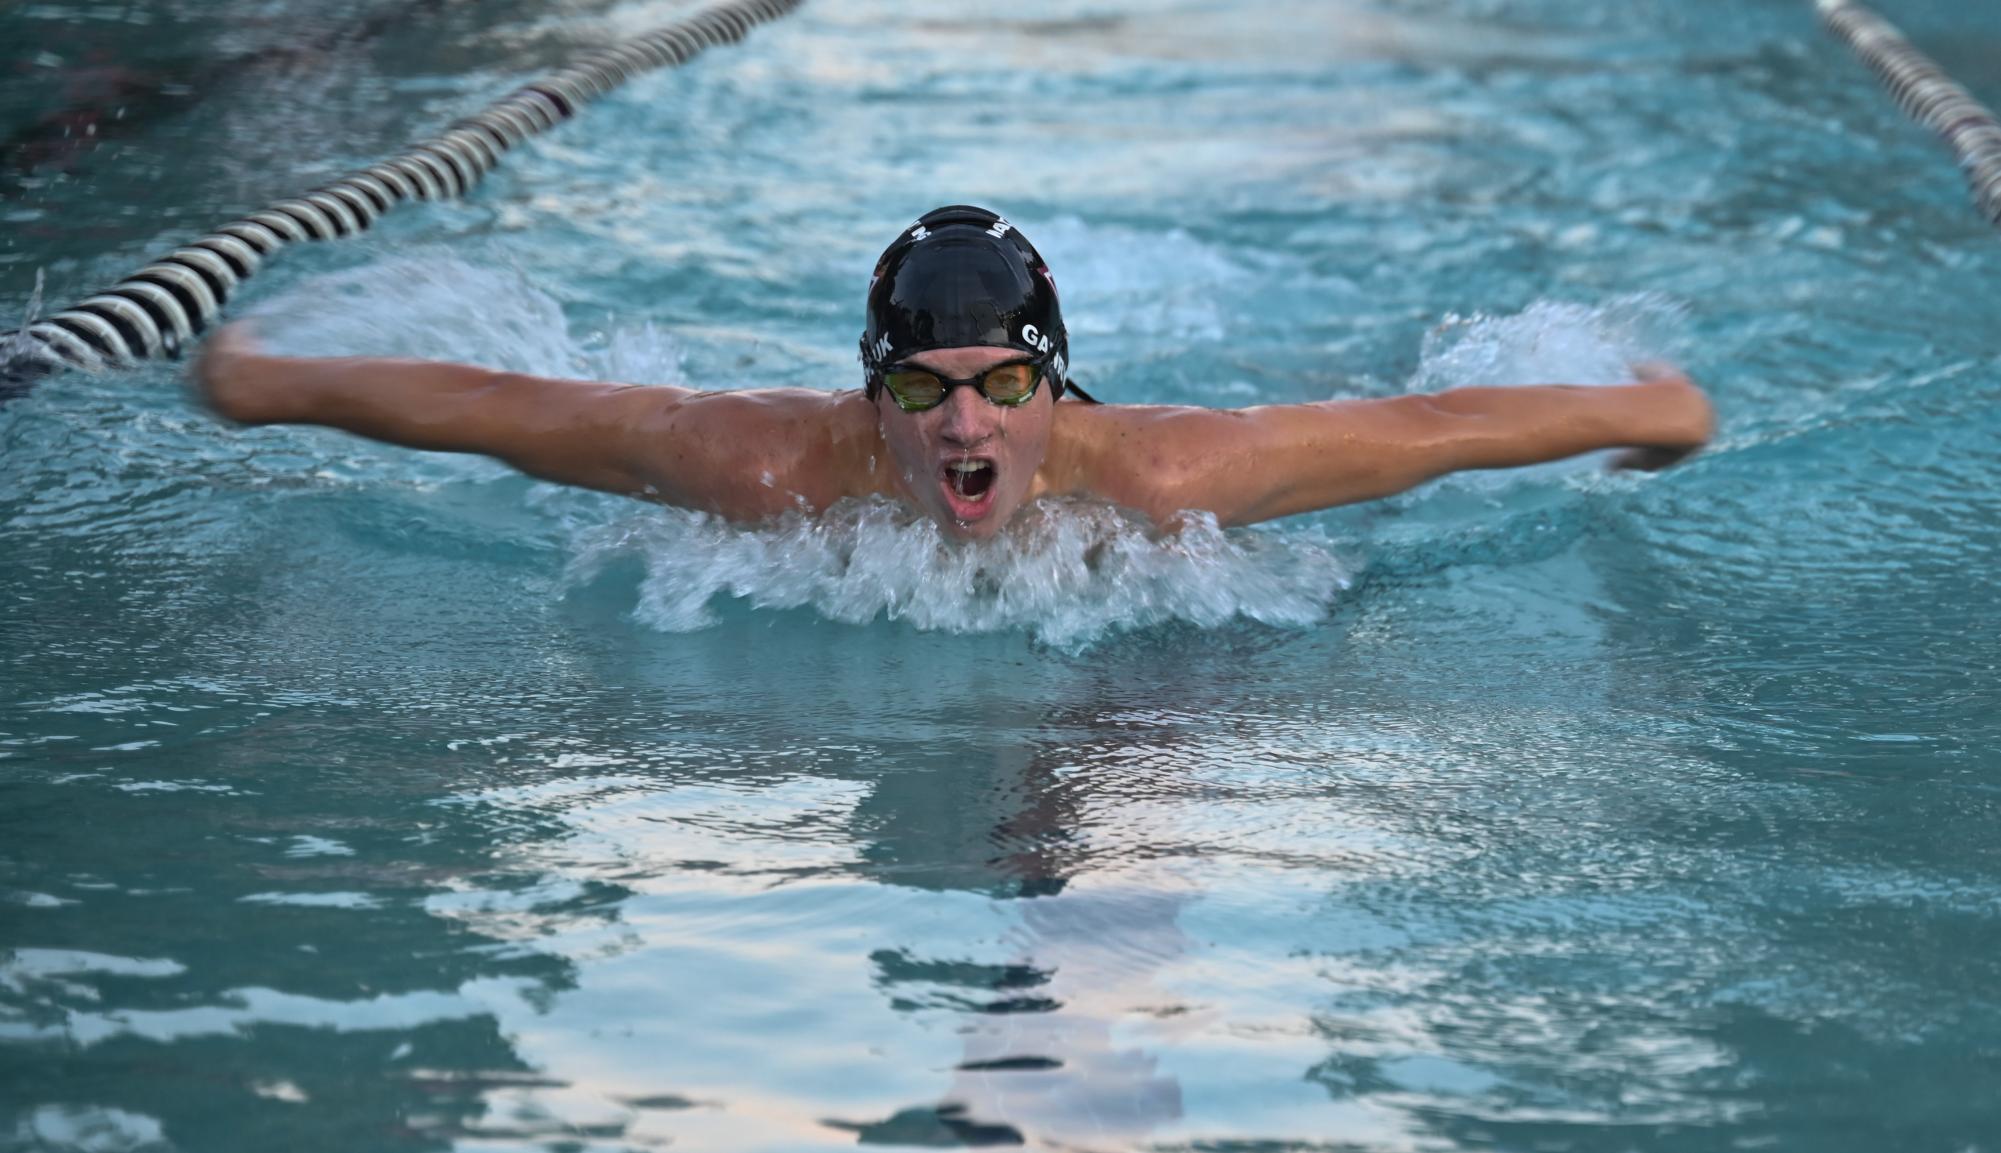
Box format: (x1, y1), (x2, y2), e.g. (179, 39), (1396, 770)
(195, 205), (1714, 537)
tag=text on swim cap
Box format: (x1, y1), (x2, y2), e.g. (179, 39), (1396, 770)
(1022, 324), (1067, 381)
(907, 218), (1011, 242)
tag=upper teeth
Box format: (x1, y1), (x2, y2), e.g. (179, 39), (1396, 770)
(947, 462), (989, 473)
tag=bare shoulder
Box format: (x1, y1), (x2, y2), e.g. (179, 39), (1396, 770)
(636, 386), (882, 517)
(1050, 399), (1259, 465)
(1044, 400), (1252, 516)
(677, 387), (879, 453)
(1051, 398), (1250, 443)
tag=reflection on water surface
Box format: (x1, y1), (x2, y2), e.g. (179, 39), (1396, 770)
(5, 0), (2001, 1148)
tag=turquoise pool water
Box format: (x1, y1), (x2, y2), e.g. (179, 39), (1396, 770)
(4, 0), (2000, 1148)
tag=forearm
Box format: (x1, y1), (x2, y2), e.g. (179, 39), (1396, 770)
(196, 337), (669, 493)
(1194, 376), (1713, 525)
(1399, 378), (1711, 471)
(209, 350), (520, 447)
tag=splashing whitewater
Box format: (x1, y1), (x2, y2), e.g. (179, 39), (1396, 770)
(566, 497), (1352, 651)
(0, 270), (55, 398)
(247, 255), (1687, 645)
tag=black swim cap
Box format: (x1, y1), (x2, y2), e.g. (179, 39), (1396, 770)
(861, 205), (1075, 401)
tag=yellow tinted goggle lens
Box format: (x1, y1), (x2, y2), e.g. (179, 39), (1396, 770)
(981, 363), (1038, 403)
(881, 362), (1041, 411)
(883, 370), (947, 409)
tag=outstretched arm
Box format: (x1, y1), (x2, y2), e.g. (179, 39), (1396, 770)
(193, 322), (863, 517)
(1072, 366), (1714, 527)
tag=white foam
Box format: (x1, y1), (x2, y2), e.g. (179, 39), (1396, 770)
(1407, 294), (1690, 484)
(246, 250), (684, 385)
(565, 497), (1350, 649)
(250, 256), (1679, 644)
(6, 891), (78, 908)
(1412, 294), (1688, 393)
(284, 836), (354, 859)
(9, 1105), (167, 1153)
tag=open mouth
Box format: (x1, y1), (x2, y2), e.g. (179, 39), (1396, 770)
(941, 458), (997, 514)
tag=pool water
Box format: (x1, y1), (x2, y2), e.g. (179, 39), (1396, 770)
(4, 0), (2001, 1149)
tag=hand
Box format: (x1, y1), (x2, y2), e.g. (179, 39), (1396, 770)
(1608, 362), (1713, 472)
(192, 320), (272, 424)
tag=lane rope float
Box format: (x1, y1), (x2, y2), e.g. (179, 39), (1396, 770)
(0, 0), (802, 388)
(1817, 0), (2001, 226)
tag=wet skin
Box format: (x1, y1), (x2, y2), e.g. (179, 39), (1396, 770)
(872, 346), (1060, 541)
(194, 322), (1715, 537)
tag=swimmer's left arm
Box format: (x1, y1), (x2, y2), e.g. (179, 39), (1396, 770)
(1076, 366), (1713, 526)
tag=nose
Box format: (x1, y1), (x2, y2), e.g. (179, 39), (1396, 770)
(936, 385), (994, 448)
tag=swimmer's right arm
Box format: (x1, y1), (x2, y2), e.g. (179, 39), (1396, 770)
(192, 323), (833, 516)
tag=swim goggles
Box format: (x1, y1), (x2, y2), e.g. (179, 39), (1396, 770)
(878, 355), (1048, 413)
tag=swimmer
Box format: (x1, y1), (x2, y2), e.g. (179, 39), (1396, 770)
(195, 205), (1714, 537)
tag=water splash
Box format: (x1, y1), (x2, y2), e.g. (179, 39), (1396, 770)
(1405, 294), (1691, 486)
(565, 497), (1351, 650)
(0, 269), (54, 399)
(245, 251), (684, 385)
(239, 256), (1686, 644)
(1412, 293), (1688, 392)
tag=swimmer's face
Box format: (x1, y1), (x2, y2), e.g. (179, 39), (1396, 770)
(875, 346), (1056, 540)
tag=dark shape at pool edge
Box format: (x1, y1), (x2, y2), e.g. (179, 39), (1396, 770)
(822, 1102), (1026, 1147)
(954, 1056), (1064, 1072)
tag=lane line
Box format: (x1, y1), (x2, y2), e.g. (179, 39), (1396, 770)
(1818, 0), (2001, 226)
(0, 0), (804, 390)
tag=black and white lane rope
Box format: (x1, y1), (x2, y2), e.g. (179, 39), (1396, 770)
(1818, 0), (2001, 226)
(0, 0), (801, 386)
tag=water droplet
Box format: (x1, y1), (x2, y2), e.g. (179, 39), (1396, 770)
(561, 497), (1349, 649)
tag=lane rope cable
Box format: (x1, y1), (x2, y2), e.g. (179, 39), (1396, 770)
(1817, 0), (2001, 227)
(0, 0), (802, 388)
